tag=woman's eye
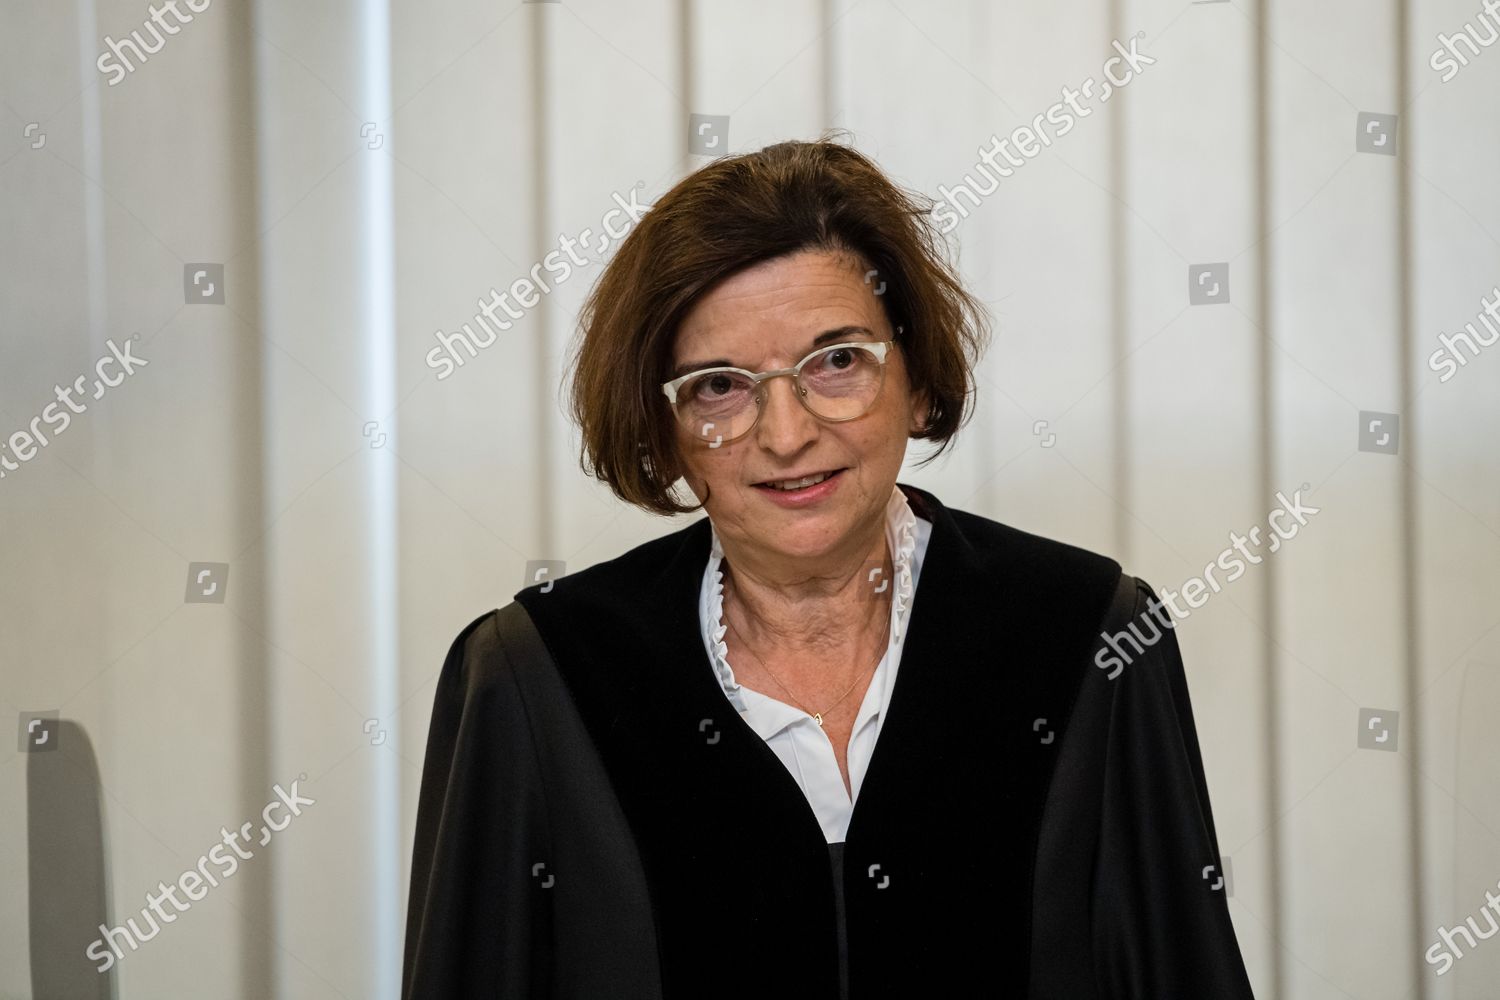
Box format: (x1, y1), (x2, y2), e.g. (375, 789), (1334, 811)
(691, 373), (745, 400)
(814, 347), (870, 373)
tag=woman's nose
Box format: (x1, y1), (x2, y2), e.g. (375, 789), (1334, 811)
(754, 375), (819, 451)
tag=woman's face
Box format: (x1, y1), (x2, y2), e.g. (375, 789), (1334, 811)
(669, 248), (926, 567)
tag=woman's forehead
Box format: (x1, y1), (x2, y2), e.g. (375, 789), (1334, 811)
(674, 253), (883, 362)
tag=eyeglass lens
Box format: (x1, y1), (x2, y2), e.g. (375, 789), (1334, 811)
(677, 344), (886, 444)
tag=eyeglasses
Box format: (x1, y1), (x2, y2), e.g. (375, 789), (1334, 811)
(661, 327), (902, 448)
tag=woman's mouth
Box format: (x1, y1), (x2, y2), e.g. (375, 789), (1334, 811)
(759, 469), (838, 490)
(752, 468), (847, 505)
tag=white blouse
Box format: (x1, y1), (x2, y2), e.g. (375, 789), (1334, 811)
(698, 484), (934, 843)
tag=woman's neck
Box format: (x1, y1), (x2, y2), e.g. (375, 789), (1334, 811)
(719, 525), (893, 657)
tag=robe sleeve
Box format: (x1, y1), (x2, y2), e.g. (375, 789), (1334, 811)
(1030, 574), (1257, 999)
(401, 610), (555, 999)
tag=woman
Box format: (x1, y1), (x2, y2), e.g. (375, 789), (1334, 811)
(401, 137), (1256, 999)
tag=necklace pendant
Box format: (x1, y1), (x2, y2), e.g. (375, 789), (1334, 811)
(813, 712), (823, 727)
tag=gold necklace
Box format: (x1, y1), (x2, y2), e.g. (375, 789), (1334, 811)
(722, 569), (891, 727)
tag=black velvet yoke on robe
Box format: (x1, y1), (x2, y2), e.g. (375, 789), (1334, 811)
(400, 482), (1256, 999)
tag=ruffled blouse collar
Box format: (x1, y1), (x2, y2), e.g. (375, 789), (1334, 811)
(701, 483), (921, 705)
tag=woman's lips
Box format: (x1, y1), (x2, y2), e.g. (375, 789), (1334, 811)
(752, 468), (846, 506)
(755, 468), (842, 488)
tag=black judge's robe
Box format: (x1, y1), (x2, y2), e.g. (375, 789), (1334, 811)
(401, 482), (1257, 999)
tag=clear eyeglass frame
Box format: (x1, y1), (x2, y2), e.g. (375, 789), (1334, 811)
(660, 325), (904, 447)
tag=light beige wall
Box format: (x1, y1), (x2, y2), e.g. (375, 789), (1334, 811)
(2, 0), (1497, 997)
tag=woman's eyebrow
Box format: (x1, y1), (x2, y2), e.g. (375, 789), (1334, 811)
(670, 325), (877, 379)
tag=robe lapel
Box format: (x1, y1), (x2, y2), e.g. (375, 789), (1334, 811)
(839, 481), (1122, 995)
(519, 506), (845, 996)
(844, 480), (983, 844)
(650, 509), (836, 849)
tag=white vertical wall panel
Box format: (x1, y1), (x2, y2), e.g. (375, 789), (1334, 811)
(2, 1), (1498, 997)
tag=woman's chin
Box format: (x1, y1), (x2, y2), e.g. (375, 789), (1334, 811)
(751, 515), (853, 560)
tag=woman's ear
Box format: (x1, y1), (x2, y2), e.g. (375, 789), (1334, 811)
(908, 389), (931, 435)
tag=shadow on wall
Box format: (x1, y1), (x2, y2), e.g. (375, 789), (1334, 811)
(28, 719), (113, 999)
(1448, 657), (1500, 989)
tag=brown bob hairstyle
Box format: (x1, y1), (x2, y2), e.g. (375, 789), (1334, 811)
(564, 131), (992, 517)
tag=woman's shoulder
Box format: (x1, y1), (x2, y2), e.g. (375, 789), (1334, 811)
(436, 605), (529, 699)
(902, 481), (1119, 576)
(505, 517), (710, 635)
(930, 495), (1126, 623)
(441, 515), (701, 683)
(532, 515), (706, 591)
